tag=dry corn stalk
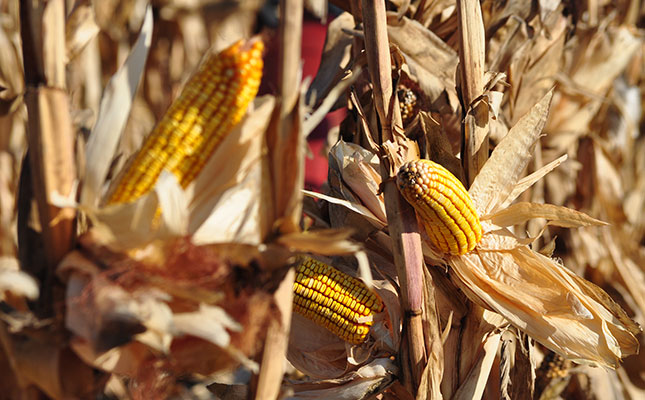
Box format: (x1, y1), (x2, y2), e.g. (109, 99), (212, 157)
(397, 159), (483, 255)
(107, 38), (264, 204)
(293, 256), (384, 345)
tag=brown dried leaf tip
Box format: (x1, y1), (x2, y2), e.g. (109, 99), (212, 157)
(397, 159), (483, 255)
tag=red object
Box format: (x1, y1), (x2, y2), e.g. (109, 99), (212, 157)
(259, 13), (346, 191)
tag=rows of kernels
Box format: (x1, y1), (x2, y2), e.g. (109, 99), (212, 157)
(397, 159), (483, 255)
(293, 302), (370, 345)
(298, 258), (383, 314)
(292, 257), (384, 344)
(107, 39), (264, 204)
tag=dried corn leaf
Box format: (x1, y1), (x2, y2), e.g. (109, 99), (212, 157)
(0, 257), (39, 301)
(452, 331), (502, 400)
(387, 15), (459, 112)
(470, 90), (553, 217)
(450, 246), (639, 368)
(65, 2), (100, 62)
(306, 12), (354, 109)
(485, 202), (607, 228)
(287, 358), (397, 399)
(330, 141), (387, 222)
(81, 6), (152, 208)
(188, 95), (275, 244)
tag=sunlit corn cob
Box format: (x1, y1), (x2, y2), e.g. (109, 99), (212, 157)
(293, 256), (384, 345)
(107, 39), (264, 204)
(397, 159), (482, 255)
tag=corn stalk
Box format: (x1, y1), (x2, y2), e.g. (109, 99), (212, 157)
(360, 0), (429, 392)
(18, 0), (76, 312)
(252, 0), (303, 398)
(457, 0), (488, 184)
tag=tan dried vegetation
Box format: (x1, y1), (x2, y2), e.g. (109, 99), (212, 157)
(0, 0), (644, 399)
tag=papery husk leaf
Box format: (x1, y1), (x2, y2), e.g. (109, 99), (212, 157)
(81, 6), (152, 208)
(266, 82), (306, 234)
(569, 26), (640, 96)
(420, 112), (464, 181)
(288, 313), (350, 379)
(188, 95), (275, 244)
(475, 227), (535, 250)
(485, 202), (607, 228)
(287, 358), (397, 399)
(499, 154), (567, 211)
(504, 12), (566, 125)
(69, 337), (151, 377)
(277, 229), (361, 255)
(452, 332), (501, 400)
(62, 261), (173, 353)
(172, 304), (241, 349)
(499, 329), (534, 400)
(418, 267), (443, 400)
(449, 246), (639, 368)
(603, 229), (645, 321)
(330, 141), (387, 223)
(593, 144), (626, 223)
(305, 13), (353, 109)
(90, 190), (160, 251)
(303, 190), (385, 228)
(65, 2), (100, 62)
(546, 26), (640, 144)
(155, 170), (189, 237)
(387, 15), (459, 111)
(304, 69), (359, 137)
(470, 90), (553, 217)
(0, 257), (39, 300)
(57, 236), (280, 379)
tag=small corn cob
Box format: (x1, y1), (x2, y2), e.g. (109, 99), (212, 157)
(397, 85), (418, 126)
(293, 256), (384, 345)
(107, 39), (264, 204)
(397, 159), (482, 255)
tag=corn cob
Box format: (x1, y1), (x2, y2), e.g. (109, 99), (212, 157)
(397, 159), (482, 255)
(397, 85), (418, 126)
(107, 39), (264, 204)
(293, 256), (384, 345)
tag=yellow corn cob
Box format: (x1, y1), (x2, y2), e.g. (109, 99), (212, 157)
(397, 159), (482, 255)
(107, 38), (264, 204)
(293, 256), (384, 345)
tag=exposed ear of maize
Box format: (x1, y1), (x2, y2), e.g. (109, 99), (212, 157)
(293, 256), (384, 345)
(397, 159), (482, 255)
(107, 39), (264, 205)
(397, 85), (418, 126)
